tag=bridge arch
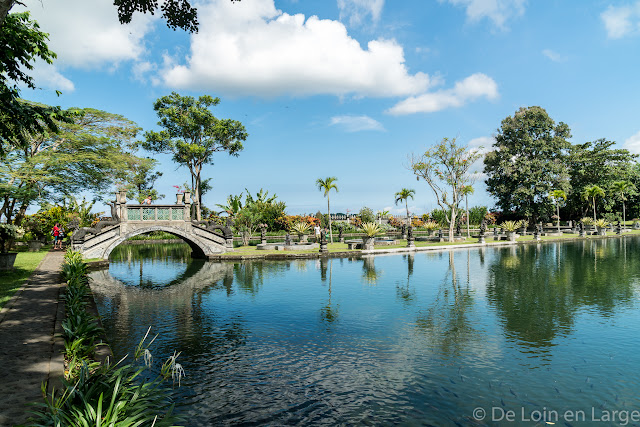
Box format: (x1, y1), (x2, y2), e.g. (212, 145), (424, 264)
(103, 225), (220, 260)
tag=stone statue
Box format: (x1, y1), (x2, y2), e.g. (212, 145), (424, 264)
(260, 224), (267, 244)
(107, 200), (119, 221)
(285, 233), (291, 246)
(480, 219), (486, 236)
(338, 225), (344, 243)
(456, 221), (461, 237)
(407, 225), (415, 248)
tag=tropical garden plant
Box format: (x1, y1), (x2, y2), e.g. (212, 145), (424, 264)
(290, 221), (310, 239)
(316, 176), (338, 243)
(360, 222), (382, 238)
(548, 189), (567, 232)
(500, 220), (524, 233)
(582, 185), (605, 221)
(394, 188), (415, 225)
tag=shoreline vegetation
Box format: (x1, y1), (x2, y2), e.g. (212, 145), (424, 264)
(82, 229), (640, 266)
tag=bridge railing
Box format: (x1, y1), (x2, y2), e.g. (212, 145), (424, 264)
(123, 204), (190, 222)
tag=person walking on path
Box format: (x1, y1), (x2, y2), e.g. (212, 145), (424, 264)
(142, 195), (152, 205)
(0, 251), (65, 426)
(52, 223), (62, 250)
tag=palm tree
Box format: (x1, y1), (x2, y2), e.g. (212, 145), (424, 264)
(316, 177), (338, 243)
(611, 180), (635, 227)
(394, 188), (415, 225)
(582, 185), (605, 221)
(548, 189), (567, 232)
(376, 209), (390, 225)
(460, 185), (474, 238)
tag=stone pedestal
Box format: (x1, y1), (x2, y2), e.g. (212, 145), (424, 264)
(478, 235), (485, 244)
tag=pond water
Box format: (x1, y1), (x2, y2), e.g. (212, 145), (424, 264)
(90, 239), (640, 426)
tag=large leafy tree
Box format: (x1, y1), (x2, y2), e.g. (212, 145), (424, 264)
(0, 107), (141, 224)
(565, 139), (638, 219)
(394, 188), (415, 225)
(143, 92), (248, 221)
(0, 12), (69, 154)
(484, 106), (571, 223)
(123, 157), (164, 203)
(409, 137), (480, 242)
(316, 177), (338, 243)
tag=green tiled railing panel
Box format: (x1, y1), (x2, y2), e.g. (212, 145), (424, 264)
(142, 208), (155, 220)
(157, 208), (170, 220)
(171, 208), (183, 221)
(127, 208), (141, 221)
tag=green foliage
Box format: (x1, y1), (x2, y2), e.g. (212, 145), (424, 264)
(275, 215), (319, 231)
(484, 106), (571, 221)
(0, 107), (141, 224)
(0, 12), (71, 155)
(500, 220), (524, 232)
(290, 221), (310, 237)
(566, 140), (638, 218)
(144, 92), (248, 220)
(122, 157), (164, 203)
(394, 188), (415, 219)
(468, 206), (488, 225)
(115, 0), (199, 33)
(582, 185), (605, 220)
(358, 206), (376, 224)
(594, 218), (608, 228)
(360, 222), (382, 237)
(0, 223), (17, 252)
(580, 217), (594, 226)
(423, 220), (439, 232)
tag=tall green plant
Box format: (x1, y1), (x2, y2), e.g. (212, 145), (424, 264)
(316, 177), (338, 243)
(548, 189), (567, 231)
(611, 180), (635, 225)
(394, 188), (415, 225)
(582, 185), (605, 221)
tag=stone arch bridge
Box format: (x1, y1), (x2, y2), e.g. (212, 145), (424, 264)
(71, 192), (233, 260)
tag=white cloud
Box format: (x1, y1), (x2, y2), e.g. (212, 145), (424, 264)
(601, 3), (640, 39)
(542, 49), (566, 63)
(386, 73), (498, 115)
(337, 0), (385, 27)
(623, 130), (640, 153)
(26, 61), (75, 93)
(132, 61), (156, 83)
(22, 0), (155, 69)
(159, 0), (431, 97)
(330, 115), (384, 132)
(441, 0), (526, 29)
(466, 136), (494, 180)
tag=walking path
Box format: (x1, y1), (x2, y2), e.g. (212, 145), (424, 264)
(0, 251), (65, 427)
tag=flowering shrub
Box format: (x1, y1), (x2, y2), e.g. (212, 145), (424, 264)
(388, 216), (403, 228)
(411, 218), (424, 228)
(484, 211), (498, 225)
(275, 215), (319, 231)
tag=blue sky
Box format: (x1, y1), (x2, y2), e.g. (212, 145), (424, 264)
(17, 0), (640, 216)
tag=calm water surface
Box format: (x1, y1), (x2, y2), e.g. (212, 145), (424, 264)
(90, 239), (640, 426)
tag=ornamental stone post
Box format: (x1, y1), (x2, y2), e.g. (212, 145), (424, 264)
(319, 229), (328, 253)
(407, 225), (415, 248)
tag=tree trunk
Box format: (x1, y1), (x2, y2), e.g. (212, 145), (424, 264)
(623, 201), (626, 227)
(0, 0), (15, 26)
(557, 204), (560, 232)
(465, 195), (470, 238)
(327, 196), (333, 243)
(593, 198), (596, 221)
(448, 211), (456, 243)
(405, 200), (409, 225)
(195, 170), (202, 221)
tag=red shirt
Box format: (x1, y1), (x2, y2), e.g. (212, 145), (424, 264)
(53, 226), (60, 237)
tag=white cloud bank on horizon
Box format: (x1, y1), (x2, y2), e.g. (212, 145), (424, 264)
(337, 0), (385, 27)
(441, 0), (526, 29)
(601, 2), (640, 39)
(330, 115), (385, 132)
(623, 130), (640, 154)
(386, 73), (498, 115)
(159, 0), (431, 98)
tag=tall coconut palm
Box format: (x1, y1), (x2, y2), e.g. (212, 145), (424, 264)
(316, 177), (338, 243)
(460, 185), (474, 238)
(548, 189), (567, 232)
(394, 188), (415, 225)
(582, 185), (605, 221)
(611, 180), (635, 227)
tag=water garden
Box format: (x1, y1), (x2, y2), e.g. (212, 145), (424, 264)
(82, 237), (640, 425)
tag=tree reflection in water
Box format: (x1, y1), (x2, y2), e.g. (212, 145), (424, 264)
(415, 251), (480, 357)
(486, 238), (640, 352)
(319, 258), (339, 324)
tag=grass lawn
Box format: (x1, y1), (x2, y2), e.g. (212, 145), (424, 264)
(0, 247), (50, 309)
